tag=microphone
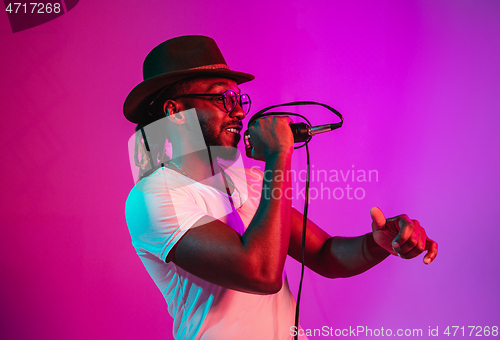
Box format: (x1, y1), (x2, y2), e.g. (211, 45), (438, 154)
(244, 122), (342, 150)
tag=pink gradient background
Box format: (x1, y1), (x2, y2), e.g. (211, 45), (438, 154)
(1, 1), (499, 339)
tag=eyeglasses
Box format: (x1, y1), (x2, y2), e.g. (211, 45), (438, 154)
(173, 90), (251, 115)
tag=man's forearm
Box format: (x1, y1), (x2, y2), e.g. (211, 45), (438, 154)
(318, 233), (390, 278)
(241, 153), (293, 288)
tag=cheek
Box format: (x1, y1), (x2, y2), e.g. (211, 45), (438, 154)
(198, 117), (221, 142)
(204, 117), (224, 133)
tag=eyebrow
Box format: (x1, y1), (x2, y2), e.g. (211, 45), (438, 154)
(207, 82), (241, 94)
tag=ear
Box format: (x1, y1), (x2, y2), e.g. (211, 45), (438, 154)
(163, 100), (175, 116)
(163, 100), (185, 124)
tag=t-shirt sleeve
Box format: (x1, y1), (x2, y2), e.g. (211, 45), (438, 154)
(125, 174), (209, 262)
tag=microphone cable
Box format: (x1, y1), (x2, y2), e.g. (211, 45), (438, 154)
(247, 101), (343, 340)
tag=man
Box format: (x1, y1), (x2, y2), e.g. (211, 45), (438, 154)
(123, 35), (438, 340)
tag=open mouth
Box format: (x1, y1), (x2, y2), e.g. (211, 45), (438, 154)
(225, 127), (242, 134)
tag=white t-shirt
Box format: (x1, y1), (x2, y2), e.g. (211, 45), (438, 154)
(125, 165), (301, 340)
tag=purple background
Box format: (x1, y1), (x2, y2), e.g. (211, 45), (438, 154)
(1, 0), (499, 339)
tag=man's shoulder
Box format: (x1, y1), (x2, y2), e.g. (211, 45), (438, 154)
(125, 169), (165, 213)
(125, 167), (191, 207)
(132, 166), (192, 189)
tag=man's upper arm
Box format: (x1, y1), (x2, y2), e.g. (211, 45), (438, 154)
(167, 216), (282, 294)
(126, 174), (207, 263)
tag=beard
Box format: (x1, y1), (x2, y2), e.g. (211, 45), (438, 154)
(197, 116), (241, 161)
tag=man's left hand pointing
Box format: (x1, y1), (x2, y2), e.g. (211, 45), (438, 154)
(370, 207), (438, 264)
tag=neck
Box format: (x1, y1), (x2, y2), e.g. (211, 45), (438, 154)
(170, 148), (223, 184)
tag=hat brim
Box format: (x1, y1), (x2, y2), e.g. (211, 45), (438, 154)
(123, 69), (254, 124)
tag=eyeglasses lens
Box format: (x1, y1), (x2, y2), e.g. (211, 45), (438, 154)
(223, 91), (237, 113)
(240, 94), (250, 114)
(223, 90), (251, 114)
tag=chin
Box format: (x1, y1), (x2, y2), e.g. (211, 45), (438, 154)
(210, 145), (239, 161)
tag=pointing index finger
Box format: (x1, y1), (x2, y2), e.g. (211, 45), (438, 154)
(391, 215), (414, 249)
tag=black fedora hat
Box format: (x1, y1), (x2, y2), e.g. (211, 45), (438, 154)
(123, 35), (255, 123)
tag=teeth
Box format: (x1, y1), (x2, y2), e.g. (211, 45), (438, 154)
(226, 128), (239, 133)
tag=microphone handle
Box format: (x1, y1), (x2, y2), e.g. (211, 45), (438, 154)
(289, 123), (311, 143)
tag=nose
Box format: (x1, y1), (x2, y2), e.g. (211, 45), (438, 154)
(229, 102), (246, 120)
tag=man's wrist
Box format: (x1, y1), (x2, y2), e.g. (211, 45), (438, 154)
(363, 232), (391, 263)
(263, 152), (292, 179)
